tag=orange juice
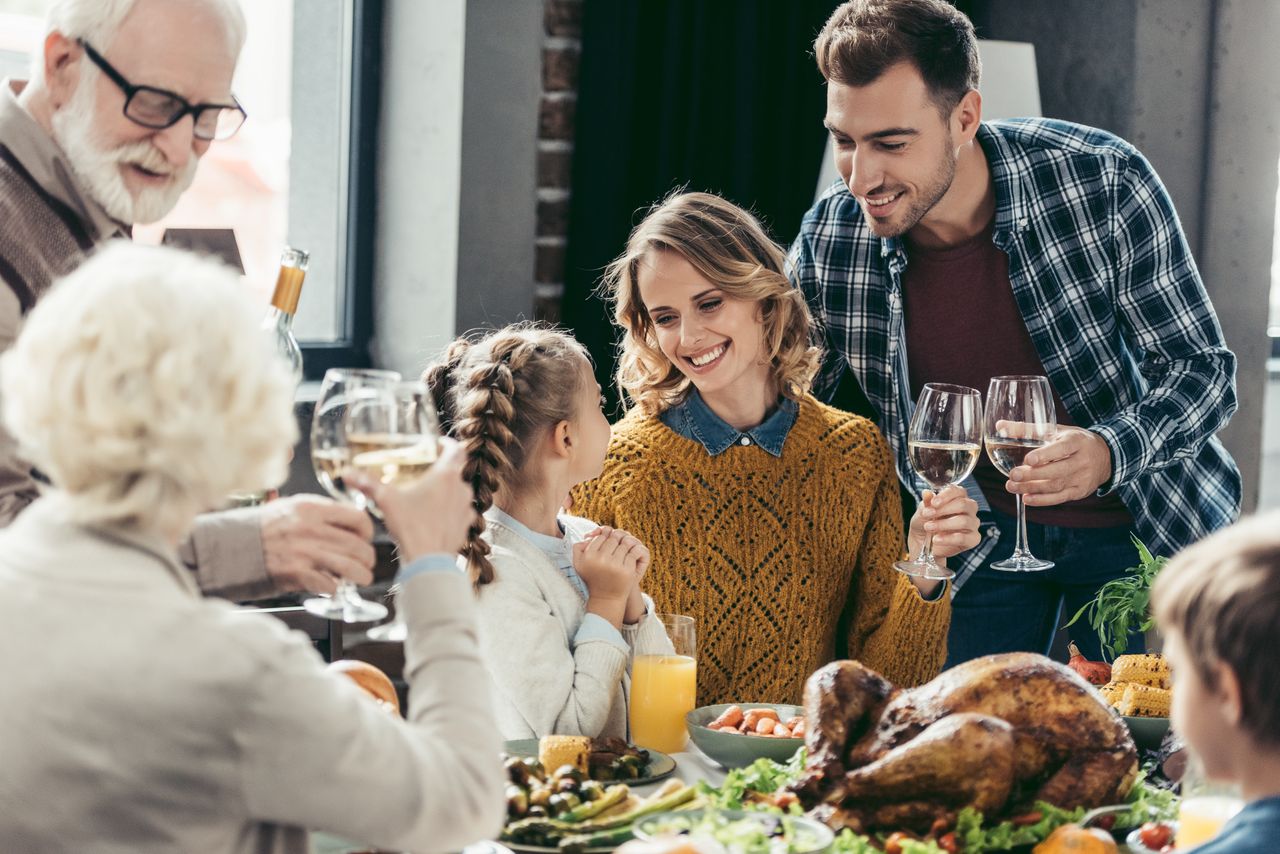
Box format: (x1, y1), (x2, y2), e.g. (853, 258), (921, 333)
(630, 654), (697, 753)
(1177, 795), (1244, 848)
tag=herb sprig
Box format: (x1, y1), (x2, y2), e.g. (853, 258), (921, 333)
(1065, 536), (1168, 660)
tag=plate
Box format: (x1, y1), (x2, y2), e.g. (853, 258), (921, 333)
(686, 703), (805, 769)
(502, 738), (677, 786)
(634, 808), (834, 854)
(503, 844), (612, 854)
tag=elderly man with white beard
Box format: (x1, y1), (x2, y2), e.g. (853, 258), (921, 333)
(0, 0), (380, 601)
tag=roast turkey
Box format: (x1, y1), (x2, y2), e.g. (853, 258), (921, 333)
(788, 653), (1139, 833)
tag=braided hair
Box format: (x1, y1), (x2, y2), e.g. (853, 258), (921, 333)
(423, 324), (591, 585)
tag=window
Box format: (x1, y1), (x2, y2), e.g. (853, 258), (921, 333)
(0, 0), (378, 378)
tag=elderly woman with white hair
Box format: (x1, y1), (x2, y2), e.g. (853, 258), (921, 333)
(0, 243), (505, 853)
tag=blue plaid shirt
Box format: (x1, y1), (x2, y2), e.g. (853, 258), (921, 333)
(788, 118), (1241, 590)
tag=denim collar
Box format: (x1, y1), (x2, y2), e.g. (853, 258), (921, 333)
(659, 389), (798, 457)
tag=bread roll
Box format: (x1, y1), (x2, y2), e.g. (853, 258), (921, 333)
(328, 659), (400, 716)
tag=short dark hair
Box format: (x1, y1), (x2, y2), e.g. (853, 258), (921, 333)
(1152, 511), (1280, 748)
(814, 0), (981, 113)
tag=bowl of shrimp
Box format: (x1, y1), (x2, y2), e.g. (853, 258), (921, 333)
(685, 703), (806, 769)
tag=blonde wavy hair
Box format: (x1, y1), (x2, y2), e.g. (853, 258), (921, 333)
(423, 324), (591, 585)
(601, 191), (821, 416)
(0, 242), (297, 538)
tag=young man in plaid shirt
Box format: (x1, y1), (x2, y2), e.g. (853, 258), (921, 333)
(789, 0), (1241, 665)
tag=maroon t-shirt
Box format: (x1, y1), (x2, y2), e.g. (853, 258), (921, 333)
(901, 221), (1132, 528)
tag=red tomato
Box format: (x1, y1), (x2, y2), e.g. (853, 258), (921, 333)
(1138, 822), (1174, 849)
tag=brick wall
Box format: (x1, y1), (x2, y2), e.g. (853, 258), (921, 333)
(534, 0), (582, 323)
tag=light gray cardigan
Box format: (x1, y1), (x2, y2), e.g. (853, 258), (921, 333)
(476, 511), (672, 740)
(0, 494), (505, 854)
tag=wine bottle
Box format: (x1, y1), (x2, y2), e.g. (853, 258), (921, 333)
(264, 246), (308, 385)
(226, 247), (309, 509)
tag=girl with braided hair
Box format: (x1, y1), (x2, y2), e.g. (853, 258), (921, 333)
(425, 325), (671, 740)
(573, 192), (981, 706)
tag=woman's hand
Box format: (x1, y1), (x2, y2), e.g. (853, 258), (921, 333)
(574, 526), (648, 629)
(345, 438), (476, 564)
(907, 485), (980, 560)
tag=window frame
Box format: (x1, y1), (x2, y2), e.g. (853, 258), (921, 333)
(299, 0), (380, 379)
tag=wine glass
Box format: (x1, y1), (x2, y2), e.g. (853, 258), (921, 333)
(984, 375), (1056, 572)
(304, 368), (401, 623)
(357, 382), (445, 642)
(894, 383), (983, 580)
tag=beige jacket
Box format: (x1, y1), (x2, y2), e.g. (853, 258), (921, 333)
(0, 79), (271, 599)
(476, 512), (672, 740)
(0, 494), (506, 853)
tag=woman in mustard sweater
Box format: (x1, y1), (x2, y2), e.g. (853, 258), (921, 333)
(573, 192), (980, 706)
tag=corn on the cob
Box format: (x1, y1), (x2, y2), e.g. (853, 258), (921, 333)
(1111, 654), (1171, 690)
(1097, 681), (1127, 707)
(538, 735), (590, 774)
(1117, 683), (1172, 717)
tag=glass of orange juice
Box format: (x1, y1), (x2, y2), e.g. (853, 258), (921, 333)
(630, 614), (696, 754)
(1177, 754), (1244, 848)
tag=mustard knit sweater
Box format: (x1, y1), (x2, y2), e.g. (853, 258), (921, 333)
(572, 394), (950, 706)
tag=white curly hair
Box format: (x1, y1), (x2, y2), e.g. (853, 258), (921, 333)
(0, 241), (297, 537)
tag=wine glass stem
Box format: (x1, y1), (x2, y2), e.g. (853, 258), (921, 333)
(1013, 492), (1031, 558)
(917, 532), (935, 564)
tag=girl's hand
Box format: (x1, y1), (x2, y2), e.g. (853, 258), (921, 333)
(907, 485), (980, 560)
(575, 527), (648, 628)
(584, 526), (651, 625)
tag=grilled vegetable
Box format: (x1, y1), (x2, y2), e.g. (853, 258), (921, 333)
(561, 784), (628, 822)
(558, 825), (635, 852)
(506, 785), (529, 819)
(540, 735), (590, 775)
(1067, 643), (1112, 686)
(1096, 682), (1126, 706)
(1117, 683), (1171, 718)
(1111, 654), (1171, 690)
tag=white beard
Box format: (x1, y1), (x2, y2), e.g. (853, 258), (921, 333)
(50, 78), (199, 225)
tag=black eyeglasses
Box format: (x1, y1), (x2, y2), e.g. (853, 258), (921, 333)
(78, 40), (247, 141)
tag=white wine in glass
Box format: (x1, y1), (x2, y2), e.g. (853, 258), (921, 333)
(984, 375), (1056, 572)
(304, 368), (402, 623)
(359, 382), (445, 644)
(895, 383), (983, 580)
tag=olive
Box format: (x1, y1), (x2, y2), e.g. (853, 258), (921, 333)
(505, 784), (529, 819)
(528, 786), (552, 808)
(520, 756), (546, 781)
(552, 765), (584, 783)
(579, 780), (606, 802)
(526, 805), (548, 819)
(555, 776), (581, 795)
(505, 756), (531, 786)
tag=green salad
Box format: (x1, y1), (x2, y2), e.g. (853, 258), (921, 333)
(638, 810), (831, 854)
(699, 749), (1179, 854)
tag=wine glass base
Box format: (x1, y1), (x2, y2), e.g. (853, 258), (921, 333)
(893, 559), (956, 581)
(303, 594), (388, 624)
(365, 618), (406, 643)
(990, 556), (1054, 572)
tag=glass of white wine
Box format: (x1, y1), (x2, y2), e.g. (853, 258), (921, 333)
(353, 381), (444, 643)
(304, 367), (402, 623)
(984, 375), (1056, 572)
(894, 383), (983, 580)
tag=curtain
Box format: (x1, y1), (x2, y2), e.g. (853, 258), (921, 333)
(560, 0), (838, 415)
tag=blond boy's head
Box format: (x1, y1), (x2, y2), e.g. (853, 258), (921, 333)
(1152, 511), (1280, 775)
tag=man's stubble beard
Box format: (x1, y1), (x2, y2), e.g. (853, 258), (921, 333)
(864, 132), (958, 240)
(50, 73), (199, 225)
